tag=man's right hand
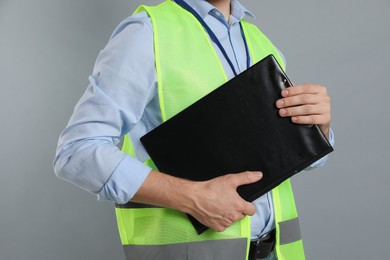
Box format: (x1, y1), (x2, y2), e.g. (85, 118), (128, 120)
(183, 171), (263, 232)
(132, 170), (263, 232)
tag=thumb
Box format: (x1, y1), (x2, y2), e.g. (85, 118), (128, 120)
(232, 171), (263, 187)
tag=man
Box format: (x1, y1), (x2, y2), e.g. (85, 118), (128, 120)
(54, 0), (333, 259)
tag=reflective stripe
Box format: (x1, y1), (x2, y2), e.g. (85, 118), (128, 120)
(123, 238), (247, 260)
(279, 217), (301, 245)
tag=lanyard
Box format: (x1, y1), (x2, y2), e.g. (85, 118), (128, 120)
(174, 0), (250, 77)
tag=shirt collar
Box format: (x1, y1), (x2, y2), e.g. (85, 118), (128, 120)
(230, 0), (256, 20)
(181, 0), (256, 21)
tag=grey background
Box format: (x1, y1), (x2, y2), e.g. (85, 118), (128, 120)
(0, 0), (389, 259)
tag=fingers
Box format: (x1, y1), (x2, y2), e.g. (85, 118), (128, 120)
(242, 201), (256, 216)
(278, 103), (330, 118)
(223, 172), (260, 216)
(222, 212), (246, 223)
(281, 84), (327, 97)
(227, 171), (263, 187)
(276, 94), (330, 109)
(276, 83), (331, 128)
(290, 114), (331, 125)
(198, 209), (249, 232)
(213, 204), (255, 232)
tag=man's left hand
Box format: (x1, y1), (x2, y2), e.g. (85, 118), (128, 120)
(276, 84), (331, 140)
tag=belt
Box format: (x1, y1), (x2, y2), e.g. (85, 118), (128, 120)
(249, 229), (276, 260)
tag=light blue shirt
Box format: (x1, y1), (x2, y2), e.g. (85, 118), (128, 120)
(54, 0), (334, 239)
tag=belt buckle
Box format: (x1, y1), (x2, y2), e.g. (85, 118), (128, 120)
(249, 230), (276, 260)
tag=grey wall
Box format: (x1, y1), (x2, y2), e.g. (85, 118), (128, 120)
(0, 0), (389, 259)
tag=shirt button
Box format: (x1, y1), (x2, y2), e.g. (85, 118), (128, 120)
(215, 11), (221, 16)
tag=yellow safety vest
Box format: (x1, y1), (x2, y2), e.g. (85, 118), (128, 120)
(116, 1), (305, 259)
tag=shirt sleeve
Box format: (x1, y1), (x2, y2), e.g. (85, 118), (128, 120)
(305, 128), (335, 170)
(53, 12), (157, 204)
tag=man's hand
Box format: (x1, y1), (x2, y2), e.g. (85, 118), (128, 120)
(276, 84), (331, 139)
(183, 171), (263, 232)
(132, 170), (263, 232)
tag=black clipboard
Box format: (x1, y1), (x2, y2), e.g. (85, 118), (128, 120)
(140, 55), (333, 234)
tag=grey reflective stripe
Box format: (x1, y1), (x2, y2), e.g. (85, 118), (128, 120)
(279, 217), (302, 245)
(123, 239), (247, 260)
(115, 201), (161, 209)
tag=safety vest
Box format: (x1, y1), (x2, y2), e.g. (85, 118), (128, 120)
(116, 1), (305, 259)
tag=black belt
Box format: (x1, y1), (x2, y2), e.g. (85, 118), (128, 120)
(249, 229), (276, 260)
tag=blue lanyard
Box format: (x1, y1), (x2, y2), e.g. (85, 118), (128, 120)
(174, 0), (250, 77)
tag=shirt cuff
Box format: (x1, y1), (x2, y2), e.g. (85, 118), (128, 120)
(97, 155), (151, 204)
(305, 128), (334, 170)
(327, 127), (335, 146)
